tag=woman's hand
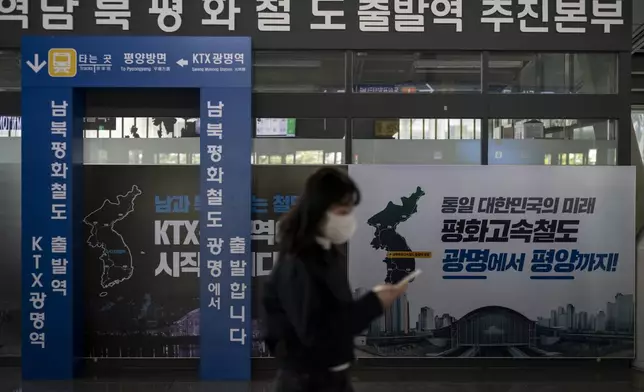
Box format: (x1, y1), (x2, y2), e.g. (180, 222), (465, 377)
(372, 281), (409, 309)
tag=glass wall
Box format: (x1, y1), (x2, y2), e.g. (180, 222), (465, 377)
(353, 52), (482, 93)
(0, 50), (624, 166)
(488, 53), (618, 94)
(1, 115), (622, 167)
(84, 117), (197, 139)
(253, 118), (344, 165)
(254, 51), (346, 93)
(489, 118), (617, 166)
(353, 118), (481, 164)
(78, 116), (346, 165)
(0, 50), (20, 92)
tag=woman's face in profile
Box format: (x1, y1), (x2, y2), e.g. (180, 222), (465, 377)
(323, 202), (358, 244)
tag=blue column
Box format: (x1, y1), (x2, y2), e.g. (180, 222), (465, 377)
(199, 87), (252, 380)
(21, 87), (83, 380)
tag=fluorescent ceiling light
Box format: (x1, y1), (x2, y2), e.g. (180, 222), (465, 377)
(488, 61), (526, 69)
(415, 60), (480, 69)
(254, 60), (321, 68)
(253, 85), (318, 93)
(415, 69), (481, 74)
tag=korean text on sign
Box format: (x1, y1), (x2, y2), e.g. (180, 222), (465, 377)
(202, 99), (248, 346)
(442, 248), (620, 280)
(204, 100), (225, 313)
(50, 100), (70, 297)
(0, 0), (625, 34)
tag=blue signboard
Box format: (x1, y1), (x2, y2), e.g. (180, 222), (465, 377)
(21, 36), (252, 381)
(21, 87), (81, 380)
(22, 36), (250, 88)
(199, 88), (252, 380)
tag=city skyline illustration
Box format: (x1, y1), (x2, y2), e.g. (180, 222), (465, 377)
(353, 288), (634, 336)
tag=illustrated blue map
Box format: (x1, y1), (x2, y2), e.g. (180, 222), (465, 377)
(84, 185), (142, 289)
(367, 187), (426, 283)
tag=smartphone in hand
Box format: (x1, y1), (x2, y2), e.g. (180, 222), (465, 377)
(397, 269), (423, 287)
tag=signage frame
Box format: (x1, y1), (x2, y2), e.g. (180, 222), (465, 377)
(20, 35), (252, 381)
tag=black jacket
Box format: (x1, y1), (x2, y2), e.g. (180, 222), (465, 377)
(262, 245), (383, 371)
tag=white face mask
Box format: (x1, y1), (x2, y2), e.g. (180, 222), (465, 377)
(322, 211), (357, 245)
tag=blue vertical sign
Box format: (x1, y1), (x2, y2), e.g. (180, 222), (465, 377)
(21, 87), (81, 380)
(21, 36), (252, 381)
(200, 87), (252, 380)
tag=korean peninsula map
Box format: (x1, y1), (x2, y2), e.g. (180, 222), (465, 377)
(367, 187), (426, 283)
(84, 185), (142, 289)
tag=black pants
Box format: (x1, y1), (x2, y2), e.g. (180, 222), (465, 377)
(273, 368), (354, 392)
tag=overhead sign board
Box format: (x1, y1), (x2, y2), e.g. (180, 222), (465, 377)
(1, 0), (633, 51)
(21, 36), (250, 88)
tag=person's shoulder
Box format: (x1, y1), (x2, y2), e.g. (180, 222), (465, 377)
(271, 253), (308, 281)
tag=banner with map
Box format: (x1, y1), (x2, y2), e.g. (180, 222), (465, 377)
(348, 165), (636, 359)
(82, 165), (339, 358)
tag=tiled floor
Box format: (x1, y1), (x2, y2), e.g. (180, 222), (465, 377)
(3, 367), (644, 392)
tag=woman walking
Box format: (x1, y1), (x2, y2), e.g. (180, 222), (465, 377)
(263, 167), (408, 392)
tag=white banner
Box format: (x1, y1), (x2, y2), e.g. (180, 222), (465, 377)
(348, 165), (635, 358)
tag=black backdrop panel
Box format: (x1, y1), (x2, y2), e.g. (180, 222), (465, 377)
(0, 0), (632, 51)
(83, 164), (346, 358)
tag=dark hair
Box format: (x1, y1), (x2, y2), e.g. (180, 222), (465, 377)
(277, 168), (360, 257)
